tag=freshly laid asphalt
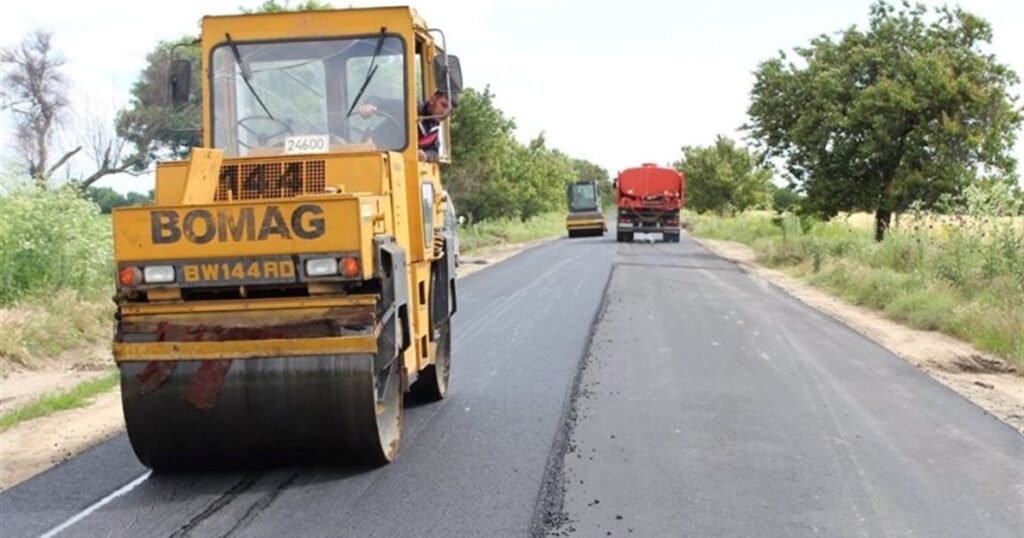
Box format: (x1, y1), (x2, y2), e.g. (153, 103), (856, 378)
(552, 238), (1023, 537)
(1, 232), (1021, 538)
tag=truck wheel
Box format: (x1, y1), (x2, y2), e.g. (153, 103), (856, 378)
(413, 321), (451, 401)
(665, 232), (680, 243)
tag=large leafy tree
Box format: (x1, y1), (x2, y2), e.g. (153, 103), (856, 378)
(747, 1), (1021, 240)
(115, 40), (202, 168)
(673, 136), (773, 214)
(444, 86), (517, 220)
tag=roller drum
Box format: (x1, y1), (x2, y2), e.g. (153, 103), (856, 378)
(120, 333), (402, 470)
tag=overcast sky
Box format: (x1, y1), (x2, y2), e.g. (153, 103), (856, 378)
(2, 0), (1022, 193)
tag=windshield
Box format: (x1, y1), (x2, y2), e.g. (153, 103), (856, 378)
(569, 183), (599, 211)
(211, 35), (406, 157)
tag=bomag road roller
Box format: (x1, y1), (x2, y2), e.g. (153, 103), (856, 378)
(110, 6), (463, 469)
(565, 180), (606, 238)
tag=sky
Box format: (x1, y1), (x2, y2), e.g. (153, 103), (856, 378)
(2, 0), (1022, 193)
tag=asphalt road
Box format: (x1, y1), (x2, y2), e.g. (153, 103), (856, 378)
(2, 232), (1021, 538)
(549, 238), (1024, 537)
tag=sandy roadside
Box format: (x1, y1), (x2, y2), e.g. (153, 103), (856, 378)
(693, 236), (1024, 433)
(0, 236), (558, 491)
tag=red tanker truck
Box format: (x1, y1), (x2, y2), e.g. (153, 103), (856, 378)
(615, 163), (685, 243)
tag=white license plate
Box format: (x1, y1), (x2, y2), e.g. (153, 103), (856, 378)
(284, 134), (329, 155)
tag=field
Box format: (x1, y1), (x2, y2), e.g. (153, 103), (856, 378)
(688, 210), (1024, 371)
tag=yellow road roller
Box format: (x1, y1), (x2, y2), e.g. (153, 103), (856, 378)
(566, 180), (606, 238)
(111, 6), (462, 469)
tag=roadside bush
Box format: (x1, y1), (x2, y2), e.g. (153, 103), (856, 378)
(0, 186), (113, 305)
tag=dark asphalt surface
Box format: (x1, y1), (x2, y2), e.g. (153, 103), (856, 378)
(2, 232), (1021, 538)
(0, 235), (614, 538)
(553, 237), (1024, 537)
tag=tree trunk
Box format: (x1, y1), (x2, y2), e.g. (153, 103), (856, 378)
(874, 208), (892, 242)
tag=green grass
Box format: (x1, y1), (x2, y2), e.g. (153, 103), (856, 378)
(689, 211), (1024, 372)
(0, 369), (119, 432)
(0, 291), (113, 369)
(459, 211), (567, 253)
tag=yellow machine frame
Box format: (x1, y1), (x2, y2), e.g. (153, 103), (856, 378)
(112, 7), (454, 386)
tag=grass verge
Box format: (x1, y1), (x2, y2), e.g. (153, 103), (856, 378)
(459, 211), (567, 253)
(689, 212), (1024, 372)
(0, 290), (113, 371)
(0, 369), (119, 432)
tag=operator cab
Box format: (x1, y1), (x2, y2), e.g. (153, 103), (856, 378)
(171, 15), (462, 162)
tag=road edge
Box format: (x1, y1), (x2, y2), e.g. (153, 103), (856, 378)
(529, 263), (616, 538)
(690, 235), (1023, 433)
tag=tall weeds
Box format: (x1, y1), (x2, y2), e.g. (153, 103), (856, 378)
(689, 186), (1024, 370)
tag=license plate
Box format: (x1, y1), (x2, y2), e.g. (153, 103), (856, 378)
(177, 256), (297, 287)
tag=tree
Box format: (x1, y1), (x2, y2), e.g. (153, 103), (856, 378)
(771, 184), (802, 214)
(515, 135), (576, 220)
(78, 109), (146, 188)
(1, 30), (79, 186)
(673, 136), (773, 214)
(84, 187), (154, 213)
(115, 38), (202, 170)
(444, 86), (520, 221)
(747, 1), (1022, 240)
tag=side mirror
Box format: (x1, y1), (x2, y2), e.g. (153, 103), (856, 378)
(434, 54), (463, 106)
(169, 59), (192, 107)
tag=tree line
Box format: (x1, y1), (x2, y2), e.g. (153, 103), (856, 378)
(3, 1), (1021, 237)
(675, 1), (1021, 240)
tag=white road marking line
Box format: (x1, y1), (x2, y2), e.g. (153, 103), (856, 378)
(39, 471), (152, 538)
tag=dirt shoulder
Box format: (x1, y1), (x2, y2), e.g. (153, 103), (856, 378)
(0, 236), (555, 491)
(693, 236), (1023, 432)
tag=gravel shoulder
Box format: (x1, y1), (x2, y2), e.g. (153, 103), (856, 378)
(693, 236), (1023, 432)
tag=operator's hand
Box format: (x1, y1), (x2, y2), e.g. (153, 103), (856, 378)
(417, 149), (427, 161)
(357, 104), (377, 118)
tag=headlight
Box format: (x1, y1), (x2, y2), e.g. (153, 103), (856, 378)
(143, 265), (175, 284)
(305, 257), (339, 277)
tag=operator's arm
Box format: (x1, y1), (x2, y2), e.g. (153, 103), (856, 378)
(357, 97), (405, 119)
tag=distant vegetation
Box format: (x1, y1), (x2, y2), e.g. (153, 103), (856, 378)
(84, 186), (152, 213)
(443, 86), (608, 222)
(746, 1), (1022, 241)
(673, 136), (773, 215)
(690, 182), (1024, 369)
(458, 212), (565, 253)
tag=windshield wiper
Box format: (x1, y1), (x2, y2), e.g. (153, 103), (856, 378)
(226, 33), (274, 119)
(346, 27), (387, 118)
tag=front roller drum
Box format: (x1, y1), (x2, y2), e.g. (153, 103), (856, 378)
(119, 330), (403, 470)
